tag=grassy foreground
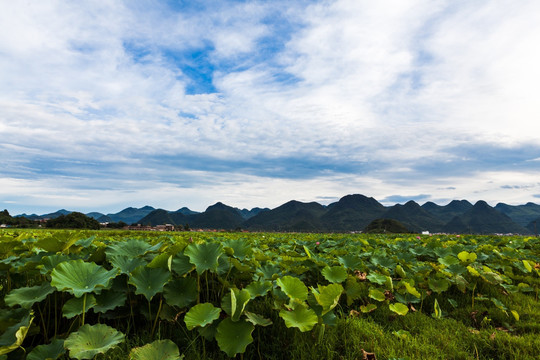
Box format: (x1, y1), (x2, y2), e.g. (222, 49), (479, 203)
(0, 230), (538, 359)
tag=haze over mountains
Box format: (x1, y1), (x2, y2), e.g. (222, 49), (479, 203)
(15, 194), (540, 234)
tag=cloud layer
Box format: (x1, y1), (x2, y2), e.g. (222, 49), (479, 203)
(1, 0), (540, 214)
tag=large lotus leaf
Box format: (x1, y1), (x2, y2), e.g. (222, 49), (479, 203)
(35, 233), (78, 253)
(39, 254), (74, 275)
(366, 272), (387, 285)
(129, 339), (182, 360)
(370, 255), (396, 269)
(27, 338), (65, 360)
(64, 324), (124, 360)
(5, 283), (55, 309)
(438, 255), (460, 267)
(433, 247), (452, 258)
(279, 304), (318, 332)
(244, 311), (272, 327)
(245, 280), (272, 299)
(184, 242), (223, 274)
(129, 266), (171, 301)
(369, 288), (386, 302)
(62, 294), (97, 319)
(403, 281), (421, 298)
(428, 278), (450, 293)
(256, 263), (281, 280)
(360, 304), (377, 313)
(216, 254), (232, 276)
(50, 260), (118, 297)
(345, 278), (363, 305)
(147, 253), (170, 269)
(164, 277), (198, 308)
(105, 239), (162, 258)
(338, 254), (362, 270)
(109, 255), (148, 275)
(445, 264), (467, 275)
(276, 276), (308, 301)
(93, 289), (127, 313)
(321, 266), (348, 283)
(389, 302), (409, 316)
(169, 253), (194, 275)
(216, 318), (254, 357)
(184, 303), (221, 330)
(223, 239), (252, 260)
(0, 310), (34, 356)
(311, 283), (343, 315)
(458, 251), (477, 263)
(221, 288), (250, 321)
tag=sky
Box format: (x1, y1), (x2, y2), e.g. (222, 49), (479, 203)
(1, 0), (540, 215)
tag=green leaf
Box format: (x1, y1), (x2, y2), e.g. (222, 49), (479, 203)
(221, 288), (251, 321)
(184, 303), (221, 330)
(184, 242), (223, 274)
(276, 276), (308, 301)
(393, 329), (411, 340)
(369, 288), (386, 302)
(395, 264), (407, 278)
(311, 283), (343, 315)
(50, 260), (118, 297)
(321, 266), (348, 283)
(129, 266), (171, 301)
(448, 298), (458, 308)
(403, 281), (421, 298)
(432, 298), (442, 319)
(490, 297), (507, 311)
(27, 338), (65, 360)
(511, 310), (519, 321)
(245, 280), (272, 299)
(438, 255), (459, 267)
(94, 290), (127, 313)
(244, 312), (272, 327)
(164, 277), (198, 308)
(458, 251), (477, 263)
(39, 254), (73, 275)
(338, 255), (362, 270)
(215, 318), (254, 357)
(105, 239), (161, 258)
(366, 272), (387, 285)
(428, 278), (450, 293)
(521, 260), (532, 273)
(223, 239), (252, 260)
(0, 309), (34, 356)
(64, 324), (124, 360)
(279, 304), (318, 332)
(389, 302), (409, 316)
(5, 283), (55, 309)
(169, 253), (194, 275)
(62, 294), (97, 319)
(129, 339), (182, 360)
(360, 304), (377, 313)
(109, 255), (147, 275)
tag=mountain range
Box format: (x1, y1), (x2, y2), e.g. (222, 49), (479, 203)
(15, 194), (540, 234)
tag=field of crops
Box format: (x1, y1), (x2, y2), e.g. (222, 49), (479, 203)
(0, 230), (539, 359)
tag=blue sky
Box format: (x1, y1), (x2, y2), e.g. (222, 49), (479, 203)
(1, 0), (540, 215)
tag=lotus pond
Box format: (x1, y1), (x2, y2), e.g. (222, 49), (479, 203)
(0, 230), (539, 359)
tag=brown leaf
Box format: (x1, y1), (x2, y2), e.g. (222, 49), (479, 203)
(349, 310), (360, 317)
(534, 263), (540, 270)
(409, 304), (417, 312)
(384, 290), (395, 301)
(362, 349), (377, 360)
(355, 270), (367, 281)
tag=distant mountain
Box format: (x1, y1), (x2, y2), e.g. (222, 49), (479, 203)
(86, 212), (105, 220)
(173, 207), (199, 216)
(190, 202), (245, 229)
(105, 206), (156, 224)
(41, 209), (72, 219)
(321, 194), (386, 231)
(382, 201), (445, 233)
(444, 201), (531, 234)
(244, 200), (326, 231)
(237, 207), (270, 220)
(422, 200), (473, 223)
(494, 202), (540, 227)
(526, 217), (540, 235)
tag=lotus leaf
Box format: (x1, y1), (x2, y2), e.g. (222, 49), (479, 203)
(5, 283), (54, 309)
(447, 298), (458, 308)
(184, 242), (223, 274)
(276, 276), (308, 301)
(245, 280), (272, 299)
(432, 298), (442, 319)
(129, 266), (171, 301)
(389, 302), (409, 316)
(221, 288), (250, 321)
(62, 294), (97, 319)
(445, 264), (467, 275)
(64, 324), (124, 360)
(244, 311), (272, 326)
(338, 255), (362, 270)
(94, 290), (128, 313)
(438, 255), (460, 267)
(164, 277), (198, 308)
(360, 304), (377, 313)
(279, 304), (318, 332)
(50, 260), (118, 297)
(395, 264), (407, 278)
(169, 253), (194, 275)
(403, 281), (421, 298)
(105, 239), (161, 258)
(321, 266), (348, 283)
(458, 251), (477, 263)
(366, 272), (387, 285)
(109, 255), (147, 274)
(184, 303), (221, 330)
(0, 310), (34, 356)
(39, 254), (74, 275)
(27, 338), (65, 360)
(369, 288), (386, 302)
(147, 252), (171, 268)
(491, 297), (507, 311)
(216, 318), (254, 357)
(256, 263), (281, 280)
(311, 283), (343, 315)
(370, 255), (396, 269)
(428, 278), (450, 293)
(511, 310), (519, 321)
(223, 239), (252, 260)
(129, 339), (182, 360)
(345, 278), (363, 305)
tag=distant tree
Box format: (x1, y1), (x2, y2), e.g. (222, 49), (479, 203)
(184, 223), (190, 231)
(0, 209), (36, 228)
(364, 218), (411, 234)
(46, 212), (100, 229)
(106, 221), (127, 229)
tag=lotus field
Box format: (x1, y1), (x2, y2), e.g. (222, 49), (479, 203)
(0, 230), (539, 359)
